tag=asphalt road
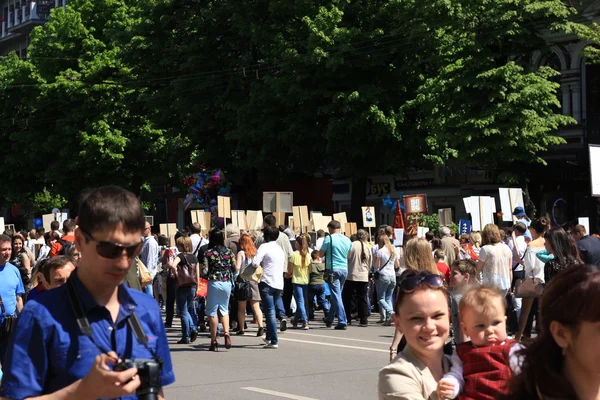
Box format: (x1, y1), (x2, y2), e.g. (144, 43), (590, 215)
(163, 311), (394, 400)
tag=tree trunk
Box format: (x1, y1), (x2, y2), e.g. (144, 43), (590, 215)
(350, 174), (367, 227)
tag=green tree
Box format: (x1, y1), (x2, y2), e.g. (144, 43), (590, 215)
(0, 0), (183, 208)
(128, 0), (578, 220)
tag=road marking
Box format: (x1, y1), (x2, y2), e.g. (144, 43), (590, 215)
(278, 337), (388, 353)
(242, 387), (319, 400)
(284, 331), (390, 345)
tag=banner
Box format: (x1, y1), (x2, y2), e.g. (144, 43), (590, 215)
(459, 219), (472, 235)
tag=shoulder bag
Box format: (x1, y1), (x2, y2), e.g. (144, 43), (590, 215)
(373, 252), (392, 280)
(324, 234), (335, 284)
(514, 251), (544, 298)
(175, 254), (198, 287)
(136, 258), (153, 288)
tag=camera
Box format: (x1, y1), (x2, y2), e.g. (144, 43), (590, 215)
(114, 358), (162, 400)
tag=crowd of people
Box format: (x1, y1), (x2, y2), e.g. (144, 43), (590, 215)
(378, 206), (600, 400)
(1, 196), (600, 399)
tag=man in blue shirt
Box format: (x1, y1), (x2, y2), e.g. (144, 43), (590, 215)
(319, 220), (352, 330)
(0, 186), (175, 399)
(0, 235), (25, 365)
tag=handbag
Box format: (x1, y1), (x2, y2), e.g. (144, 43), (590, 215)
(241, 264), (263, 283)
(196, 277), (208, 297)
(324, 234), (335, 284)
(175, 254), (198, 287)
(0, 295), (17, 340)
(136, 258), (153, 288)
(233, 276), (253, 301)
(514, 273), (544, 298)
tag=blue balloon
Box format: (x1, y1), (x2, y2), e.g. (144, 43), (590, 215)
(34, 218), (43, 228)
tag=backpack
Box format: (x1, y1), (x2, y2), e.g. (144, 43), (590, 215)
(57, 239), (74, 256)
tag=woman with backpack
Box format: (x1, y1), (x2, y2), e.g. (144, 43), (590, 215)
(234, 233), (264, 336)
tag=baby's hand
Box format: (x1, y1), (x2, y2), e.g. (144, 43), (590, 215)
(437, 378), (457, 399)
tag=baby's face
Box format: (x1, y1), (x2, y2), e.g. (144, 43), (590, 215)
(460, 297), (507, 347)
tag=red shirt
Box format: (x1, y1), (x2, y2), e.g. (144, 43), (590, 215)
(457, 340), (517, 400)
(436, 261), (450, 284)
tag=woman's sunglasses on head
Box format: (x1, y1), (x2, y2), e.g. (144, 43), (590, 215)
(79, 227), (143, 259)
(398, 274), (445, 293)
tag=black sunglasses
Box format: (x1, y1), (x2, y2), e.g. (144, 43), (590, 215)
(398, 274), (445, 293)
(79, 227), (143, 259)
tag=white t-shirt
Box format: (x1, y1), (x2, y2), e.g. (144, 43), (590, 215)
(254, 241), (285, 290)
(479, 243), (513, 290)
(508, 235), (527, 272)
(375, 247), (396, 277)
(315, 237), (325, 251)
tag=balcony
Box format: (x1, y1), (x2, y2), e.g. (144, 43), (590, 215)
(1, 0), (66, 40)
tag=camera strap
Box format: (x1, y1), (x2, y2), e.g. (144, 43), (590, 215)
(0, 294), (5, 316)
(67, 278), (163, 367)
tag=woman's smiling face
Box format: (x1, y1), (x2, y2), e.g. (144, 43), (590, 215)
(395, 288), (450, 359)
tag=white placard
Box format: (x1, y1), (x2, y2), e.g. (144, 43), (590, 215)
(417, 227), (429, 238)
(56, 212), (68, 228)
(499, 188), (524, 222)
(579, 217), (590, 236)
(467, 196), (496, 232)
(463, 197), (471, 214)
(0, 217), (4, 232)
(394, 228), (404, 246)
(591, 145), (600, 197)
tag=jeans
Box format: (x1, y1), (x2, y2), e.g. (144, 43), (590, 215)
(196, 296), (206, 325)
(342, 280), (369, 324)
(375, 275), (396, 322)
(165, 277), (177, 326)
(276, 296), (287, 320)
(282, 277), (293, 316)
(308, 283), (329, 320)
(512, 270), (524, 319)
(326, 269), (348, 326)
(259, 282), (282, 345)
(143, 284), (154, 297)
(293, 284), (309, 324)
(176, 286), (198, 340)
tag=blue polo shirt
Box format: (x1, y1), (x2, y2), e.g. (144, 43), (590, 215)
(0, 271), (175, 399)
(0, 262), (24, 323)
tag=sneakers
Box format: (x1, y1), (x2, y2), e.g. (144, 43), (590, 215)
(334, 324), (347, 330)
(257, 327), (265, 337)
(322, 318), (332, 328)
(280, 319), (288, 332)
(176, 338), (190, 344)
(302, 323), (309, 330)
(190, 330), (198, 343)
(263, 343), (279, 349)
(262, 335), (270, 344)
(358, 322), (369, 327)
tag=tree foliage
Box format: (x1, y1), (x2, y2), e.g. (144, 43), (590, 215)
(0, 0), (181, 209)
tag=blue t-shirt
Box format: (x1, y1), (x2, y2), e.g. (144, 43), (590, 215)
(0, 262), (25, 322)
(321, 233), (352, 270)
(0, 271), (175, 399)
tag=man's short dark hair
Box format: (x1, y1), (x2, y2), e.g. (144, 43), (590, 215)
(317, 229), (326, 238)
(0, 234), (11, 245)
(514, 222), (526, 235)
(77, 186), (145, 235)
(327, 220), (341, 230)
(574, 224), (587, 236)
(41, 256), (72, 284)
(263, 225), (280, 242)
(263, 215), (277, 227)
(425, 231), (435, 241)
(191, 222), (202, 234)
(50, 221), (60, 231)
(63, 219), (76, 233)
(36, 227), (45, 237)
(157, 234), (169, 247)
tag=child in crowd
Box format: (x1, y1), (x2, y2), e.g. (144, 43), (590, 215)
(439, 286), (521, 400)
(449, 259), (478, 344)
(308, 250), (330, 320)
(434, 249), (451, 284)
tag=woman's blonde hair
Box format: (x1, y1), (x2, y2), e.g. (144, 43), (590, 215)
(176, 236), (193, 253)
(404, 238), (437, 274)
(470, 232), (482, 248)
(378, 234), (396, 261)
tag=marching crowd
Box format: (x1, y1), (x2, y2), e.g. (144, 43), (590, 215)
(1, 193), (600, 399)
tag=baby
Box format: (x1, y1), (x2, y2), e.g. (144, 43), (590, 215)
(438, 286), (521, 400)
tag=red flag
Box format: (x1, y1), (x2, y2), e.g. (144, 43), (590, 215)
(393, 200), (404, 229)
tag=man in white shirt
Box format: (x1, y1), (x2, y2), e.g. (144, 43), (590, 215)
(189, 222), (208, 256)
(254, 225), (285, 349)
(140, 221), (159, 297)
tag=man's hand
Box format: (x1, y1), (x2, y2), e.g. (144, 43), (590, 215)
(437, 378), (457, 399)
(76, 353), (140, 400)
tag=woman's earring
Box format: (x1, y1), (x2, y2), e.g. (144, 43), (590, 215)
(562, 346), (567, 356)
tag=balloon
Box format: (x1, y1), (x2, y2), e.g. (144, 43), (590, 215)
(33, 218), (43, 229)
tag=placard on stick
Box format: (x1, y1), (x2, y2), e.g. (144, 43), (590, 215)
(217, 196), (231, 219)
(231, 210), (247, 231)
(344, 223), (358, 237)
(262, 192), (294, 213)
(246, 210), (264, 231)
(273, 212), (286, 227)
(160, 223), (178, 246)
(144, 216), (154, 226)
(4, 224), (15, 233)
(499, 188), (524, 222)
(333, 212), (348, 233)
(361, 206), (376, 228)
(314, 215), (332, 232)
(292, 206), (311, 233)
(42, 214), (55, 232)
(393, 228), (404, 246)
(464, 196), (496, 232)
(0, 218), (4, 232)
(190, 210), (211, 231)
(310, 211), (322, 232)
(438, 208), (452, 227)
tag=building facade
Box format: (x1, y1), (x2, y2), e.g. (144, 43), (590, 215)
(0, 0), (65, 57)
